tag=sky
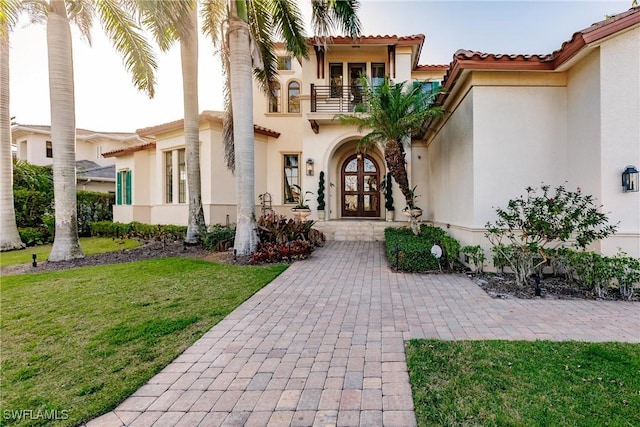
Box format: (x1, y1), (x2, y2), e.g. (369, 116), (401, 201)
(8, 0), (632, 132)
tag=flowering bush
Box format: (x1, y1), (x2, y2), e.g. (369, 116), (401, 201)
(485, 184), (617, 287)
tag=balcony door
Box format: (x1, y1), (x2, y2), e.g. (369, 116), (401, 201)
(341, 154), (380, 218)
(348, 63), (366, 111)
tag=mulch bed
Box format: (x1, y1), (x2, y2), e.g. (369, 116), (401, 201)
(471, 273), (639, 301)
(1, 241), (216, 277)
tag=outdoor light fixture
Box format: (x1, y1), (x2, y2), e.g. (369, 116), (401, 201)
(306, 158), (314, 176)
(622, 165), (639, 192)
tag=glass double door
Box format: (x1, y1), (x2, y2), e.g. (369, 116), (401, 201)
(341, 154), (380, 218)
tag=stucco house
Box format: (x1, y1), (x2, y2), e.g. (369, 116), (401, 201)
(105, 7), (640, 258)
(11, 124), (146, 193)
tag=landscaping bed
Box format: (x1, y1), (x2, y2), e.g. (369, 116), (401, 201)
(472, 273), (640, 301)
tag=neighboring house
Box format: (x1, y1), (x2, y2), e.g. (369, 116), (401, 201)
(107, 7), (640, 258)
(11, 124), (146, 192)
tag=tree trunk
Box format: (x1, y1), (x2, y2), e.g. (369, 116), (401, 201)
(0, 29), (25, 251)
(47, 1), (84, 261)
(228, 17), (258, 256)
(182, 7), (206, 244)
(384, 139), (411, 204)
(384, 138), (420, 234)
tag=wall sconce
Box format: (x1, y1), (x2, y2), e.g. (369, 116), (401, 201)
(622, 165), (639, 192)
(306, 158), (314, 176)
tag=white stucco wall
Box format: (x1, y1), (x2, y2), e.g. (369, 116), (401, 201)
(598, 26), (640, 257)
(473, 85), (568, 224)
(425, 89), (475, 244)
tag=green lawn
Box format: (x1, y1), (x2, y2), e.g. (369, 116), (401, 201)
(0, 258), (287, 426)
(407, 339), (640, 426)
(0, 237), (140, 268)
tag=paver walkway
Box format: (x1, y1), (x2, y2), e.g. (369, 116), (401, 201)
(88, 241), (640, 427)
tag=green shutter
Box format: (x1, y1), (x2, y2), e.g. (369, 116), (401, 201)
(125, 170), (132, 205)
(116, 171), (122, 205)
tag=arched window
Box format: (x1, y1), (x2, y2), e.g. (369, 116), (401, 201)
(269, 82), (281, 113)
(288, 81), (300, 113)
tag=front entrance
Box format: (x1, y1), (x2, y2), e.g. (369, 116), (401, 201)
(341, 154), (380, 218)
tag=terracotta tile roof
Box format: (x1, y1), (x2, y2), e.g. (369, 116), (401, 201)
(102, 142), (156, 158)
(11, 124), (142, 142)
(441, 7), (640, 95)
(136, 111), (280, 139)
(414, 64), (449, 72)
(310, 34), (425, 45)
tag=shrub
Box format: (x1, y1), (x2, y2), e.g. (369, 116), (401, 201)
(485, 184), (617, 287)
(89, 221), (186, 242)
(77, 191), (114, 237)
(18, 227), (50, 247)
(203, 225), (235, 251)
(383, 173), (394, 211)
(252, 214), (325, 264)
(461, 245), (486, 274)
(385, 226), (461, 272)
(251, 241), (312, 263)
(317, 171), (326, 211)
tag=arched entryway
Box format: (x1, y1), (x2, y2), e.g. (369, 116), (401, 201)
(341, 153), (380, 217)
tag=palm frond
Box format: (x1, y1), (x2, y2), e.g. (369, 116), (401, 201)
(201, 0), (227, 48)
(133, 0), (194, 51)
(311, 0), (361, 44)
(269, 0), (308, 58)
(0, 0), (23, 38)
(66, 0), (94, 45)
(95, 0), (157, 98)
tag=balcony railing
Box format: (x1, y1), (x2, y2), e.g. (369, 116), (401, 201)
(310, 84), (369, 113)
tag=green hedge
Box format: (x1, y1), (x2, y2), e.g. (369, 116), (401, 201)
(385, 225), (461, 272)
(203, 225), (236, 251)
(90, 221), (187, 241)
(77, 191), (114, 237)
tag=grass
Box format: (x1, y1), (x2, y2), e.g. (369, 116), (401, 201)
(0, 258), (287, 426)
(0, 237), (140, 268)
(407, 339), (640, 426)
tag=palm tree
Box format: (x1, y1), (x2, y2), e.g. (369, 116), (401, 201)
(337, 77), (443, 235)
(202, 0), (361, 256)
(0, 0), (25, 251)
(136, 0), (206, 244)
(42, 0), (157, 261)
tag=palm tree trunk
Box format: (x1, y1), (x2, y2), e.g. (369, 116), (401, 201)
(47, 0), (83, 261)
(228, 17), (258, 256)
(0, 29), (24, 251)
(384, 139), (411, 204)
(182, 7), (206, 244)
(385, 138), (420, 235)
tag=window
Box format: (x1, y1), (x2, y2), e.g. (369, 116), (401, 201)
(269, 82), (281, 113)
(372, 63), (385, 87)
(283, 154), (300, 204)
(178, 149), (186, 204)
(165, 151), (173, 203)
(46, 141), (53, 158)
(414, 80), (441, 96)
(116, 170), (132, 205)
(330, 63), (343, 98)
(277, 56), (292, 70)
(288, 81), (300, 113)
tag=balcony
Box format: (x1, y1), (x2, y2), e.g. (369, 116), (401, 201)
(310, 84), (369, 113)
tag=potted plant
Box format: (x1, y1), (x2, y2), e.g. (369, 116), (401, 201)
(403, 185), (423, 218)
(382, 172), (395, 221)
(291, 184), (313, 221)
(316, 171), (326, 220)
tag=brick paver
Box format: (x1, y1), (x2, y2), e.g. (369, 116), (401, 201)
(87, 241), (640, 426)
